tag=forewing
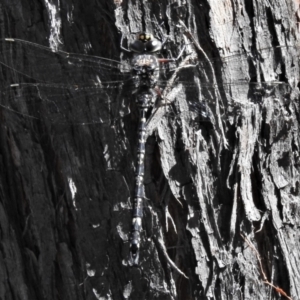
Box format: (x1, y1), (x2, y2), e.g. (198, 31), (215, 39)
(0, 38), (131, 84)
(161, 44), (300, 85)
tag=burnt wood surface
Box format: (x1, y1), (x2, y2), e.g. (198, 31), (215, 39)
(0, 0), (299, 299)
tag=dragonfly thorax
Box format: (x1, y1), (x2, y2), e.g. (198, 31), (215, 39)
(131, 54), (159, 88)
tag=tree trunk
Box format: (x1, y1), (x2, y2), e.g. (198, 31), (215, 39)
(0, 0), (299, 299)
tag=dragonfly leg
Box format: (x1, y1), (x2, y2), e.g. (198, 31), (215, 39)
(120, 32), (131, 52)
(157, 44), (186, 63)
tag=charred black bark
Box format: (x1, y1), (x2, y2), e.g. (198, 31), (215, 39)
(0, 0), (299, 299)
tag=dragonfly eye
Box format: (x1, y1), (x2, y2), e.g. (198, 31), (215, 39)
(145, 40), (162, 53)
(130, 40), (146, 53)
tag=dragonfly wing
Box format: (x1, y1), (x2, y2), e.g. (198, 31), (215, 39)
(0, 38), (131, 84)
(152, 79), (293, 130)
(163, 44), (300, 84)
(1, 82), (131, 127)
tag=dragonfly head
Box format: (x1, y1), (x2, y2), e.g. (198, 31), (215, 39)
(129, 32), (162, 53)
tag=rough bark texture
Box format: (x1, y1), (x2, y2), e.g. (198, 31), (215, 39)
(0, 0), (299, 299)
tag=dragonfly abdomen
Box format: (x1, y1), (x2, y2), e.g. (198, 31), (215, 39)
(129, 91), (154, 265)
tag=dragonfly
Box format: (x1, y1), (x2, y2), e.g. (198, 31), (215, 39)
(0, 31), (296, 266)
